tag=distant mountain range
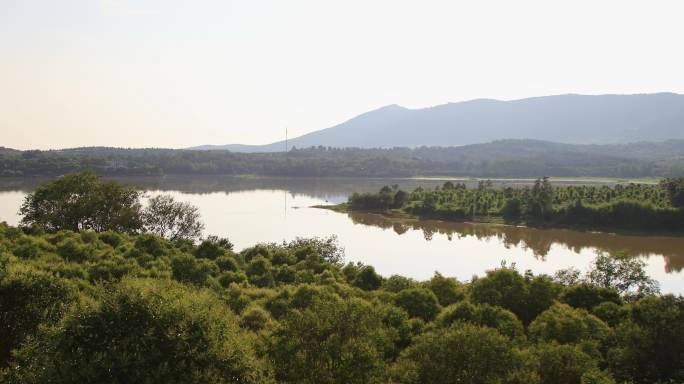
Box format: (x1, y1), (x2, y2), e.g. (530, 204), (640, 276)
(191, 93), (684, 152)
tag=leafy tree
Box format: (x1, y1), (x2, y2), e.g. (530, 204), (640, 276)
(533, 343), (612, 384)
(283, 236), (345, 266)
(239, 305), (272, 331)
(436, 301), (525, 340)
(587, 252), (660, 299)
(525, 177), (554, 220)
(659, 177), (684, 207)
(269, 296), (389, 384)
(500, 197), (523, 223)
(245, 256), (275, 287)
(170, 253), (218, 285)
(19, 171), (143, 233)
(194, 236), (232, 260)
(529, 303), (611, 345)
(423, 272), (465, 306)
(470, 267), (533, 323)
(393, 322), (519, 384)
(394, 288), (440, 321)
(526, 275), (563, 323)
(8, 279), (270, 383)
(591, 301), (628, 327)
(608, 295), (684, 384)
(561, 283), (622, 310)
(382, 274), (416, 293)
(0, 266), (75, 367)
(143, 194), (204, 241)
(352, 265), (382, 291)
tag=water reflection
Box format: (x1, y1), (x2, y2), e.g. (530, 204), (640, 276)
(1, 176), (682, 293)
(347, 212), (684, 273)
(0, 175), (624, 196)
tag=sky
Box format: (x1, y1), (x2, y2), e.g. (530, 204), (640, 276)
(1, 0), (683, 150)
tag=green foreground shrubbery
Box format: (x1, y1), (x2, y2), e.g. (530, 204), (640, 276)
(1, 223), (683, 384)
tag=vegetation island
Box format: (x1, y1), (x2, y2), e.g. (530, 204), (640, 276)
(1, 172), (683, 383)
(323, 177), (684, 233)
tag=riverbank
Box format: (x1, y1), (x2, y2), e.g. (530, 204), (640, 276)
(313, 203), (684, 238)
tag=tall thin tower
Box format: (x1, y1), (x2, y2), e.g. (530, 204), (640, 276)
(285, 127), (288, 153)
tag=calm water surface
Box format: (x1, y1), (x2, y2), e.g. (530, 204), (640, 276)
(1, 176), (682, 294)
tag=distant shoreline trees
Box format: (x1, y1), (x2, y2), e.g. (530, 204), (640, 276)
(3, 141), (684, 178)
(346, 178), (684, 232)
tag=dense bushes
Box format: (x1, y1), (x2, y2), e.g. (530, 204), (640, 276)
(1, 223), (683, 383)
(9, 279), (270, 383)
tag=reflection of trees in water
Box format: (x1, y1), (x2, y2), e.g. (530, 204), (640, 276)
(0, 175), (452, 202)
(346, 212), (684, 273)
(0, 175), (615, 195)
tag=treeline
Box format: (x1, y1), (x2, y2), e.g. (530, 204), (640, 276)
(3, 139), (684, 178)
(347, 178), (684, 232)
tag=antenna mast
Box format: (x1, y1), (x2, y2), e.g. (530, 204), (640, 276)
(285, 127), (288, 153)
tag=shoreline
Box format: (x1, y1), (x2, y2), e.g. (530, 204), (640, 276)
(312, 204), (684, 238)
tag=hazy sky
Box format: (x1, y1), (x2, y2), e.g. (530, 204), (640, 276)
(2, 0), (683, 150)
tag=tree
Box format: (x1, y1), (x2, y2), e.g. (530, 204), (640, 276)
(393, 322), (519, 384)
(526, 177), (554, 220)
(586, 252), (659, 299)
(19, 171), (143, 233)
(436, 301), (525, 340)
(143, 194), (204, 241)
(529, 303), (611, 345)
(533, 343), (612, 384)
(0, 267), (75, 367)
(382, 275), (416, 293)
(501, 198), (523, 223)
(269, 296), (389, 384)
(609, 295), (684, 384)
(352, 265), (382, 291)
(470, 267), (529, 322)
(560, 283), (622, 310)
(423, 272), (465, 306)
(659, 177), (684, 207)
(9, 279), (270, 383)
(394, 288), (440, 321)
(194, 236), (232, 260)
(170, 253), (218, 286)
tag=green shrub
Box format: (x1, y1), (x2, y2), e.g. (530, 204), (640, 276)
(529, 303), (611, 344)
(270, 296), (389, 384)
(423, 272), (465, 306)
(9, 279), (270, 383)
(170, 254), (218, 285)
(393, 322), (518, 384)
(437, 301), (525, 340)
(394, 288), (440, 321)
(0, 266), (76, 367)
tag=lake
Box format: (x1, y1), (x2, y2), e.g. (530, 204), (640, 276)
(1, 175), (682, 294)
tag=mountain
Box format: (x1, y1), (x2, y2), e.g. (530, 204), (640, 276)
(192, 93), (684, 152)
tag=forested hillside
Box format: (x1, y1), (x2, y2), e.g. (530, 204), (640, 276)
(3, 139), (684, 178)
